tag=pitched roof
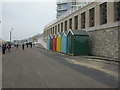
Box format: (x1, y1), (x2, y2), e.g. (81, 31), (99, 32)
(68, 29), (89, 36)
(57, 32), (62, 36)
(62, 31), (67, 36)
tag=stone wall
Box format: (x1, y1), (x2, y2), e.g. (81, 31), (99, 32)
(88, 26), (119, 59)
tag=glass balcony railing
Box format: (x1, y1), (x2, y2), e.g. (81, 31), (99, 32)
(56, 7), (67, 11)
(57, 0), (67, 4)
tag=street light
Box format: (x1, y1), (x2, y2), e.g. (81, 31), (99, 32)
(10, 28), (13, 42)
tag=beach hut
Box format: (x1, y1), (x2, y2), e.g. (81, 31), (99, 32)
(47, 36), (51, 50)
(47, 35), (53, 50)
(52, 35), (57, 51)
(56, 33), (62, 52)
(50, 35), (53, 50)
(61, 31), (68, 53)
(67, 29), (89, 55)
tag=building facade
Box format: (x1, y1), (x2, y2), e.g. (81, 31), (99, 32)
(56, 0), (71, 18)
(44, 1), (120, 59)
(56, 0), (89, 18)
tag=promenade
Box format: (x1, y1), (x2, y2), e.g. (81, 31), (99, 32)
(2, 46), (118, 88)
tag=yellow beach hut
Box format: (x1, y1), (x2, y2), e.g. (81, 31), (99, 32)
(56, 33), (62, 52)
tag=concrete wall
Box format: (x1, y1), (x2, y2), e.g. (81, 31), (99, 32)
(43, 1), (120, 59)
(88, 26), (119, 59)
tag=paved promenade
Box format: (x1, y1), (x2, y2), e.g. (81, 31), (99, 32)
(2, 46), (119, 88)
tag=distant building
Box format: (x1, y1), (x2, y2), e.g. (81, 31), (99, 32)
(0, 38), (6, 44)
(56, 0), (89, 18)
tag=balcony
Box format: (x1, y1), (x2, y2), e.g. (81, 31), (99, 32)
(56, 8), (67, 11)
(57, 0), (67, 5)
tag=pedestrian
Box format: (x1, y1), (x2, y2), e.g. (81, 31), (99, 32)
(7, 43), (11, 52)
(4, 43), (7, 51)
(2, 44), (6, 54)
(26, 43), (28, 48)
(30, 42), (32, 48)
(16, 43), (19, 50)
(22, 43), (25, 50)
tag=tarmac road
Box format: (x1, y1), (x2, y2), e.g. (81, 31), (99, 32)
(2, 46), (119, 88)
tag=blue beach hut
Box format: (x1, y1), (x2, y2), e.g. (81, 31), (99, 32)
(47, 35), (51, 50)
(61, 31), (68, 53)
(47, 35), (52, 50)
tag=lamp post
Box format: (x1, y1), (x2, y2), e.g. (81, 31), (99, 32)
(10, 28), (13, 42)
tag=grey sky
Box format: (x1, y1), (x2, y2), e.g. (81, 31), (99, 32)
(1, 2), (56, 41)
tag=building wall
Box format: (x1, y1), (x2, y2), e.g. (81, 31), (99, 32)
(44, 1), (120, 59)
(56, 1), (72, 18)
(88, 26), (119, 59)
(56, 0), (88, 18)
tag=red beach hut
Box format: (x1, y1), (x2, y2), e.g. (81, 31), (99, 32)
(52, 35), (57, 51)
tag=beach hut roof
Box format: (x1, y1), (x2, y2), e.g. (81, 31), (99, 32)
(49, 34), (52, 36)
(67, 29), (89, 36)
(52, 34), (57, 37)
(62, 31), (67, 36)
(57, 32), (62, 36)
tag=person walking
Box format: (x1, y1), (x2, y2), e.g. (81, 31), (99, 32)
(2, 44), (6, 54)
(4, 43), (7, 51)
(7, 43), (11, 52)
(30, 42), (32, 48)
(22, 43), (25, 50)
(26, 43), (28, 48)
(16, 43), (19, 50)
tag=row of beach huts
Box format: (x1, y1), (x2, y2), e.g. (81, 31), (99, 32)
(47, 29), (90, 56)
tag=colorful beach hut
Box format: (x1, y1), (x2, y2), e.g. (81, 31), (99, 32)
(67, 29), (89, 55)
(52, 35), (57, 51)
(47, 35), (53, 50)
(50, 35), (53, 50)
(61, 31), (68, 53)
(56, 33), (62, 52)
(47, 36), (51, 50)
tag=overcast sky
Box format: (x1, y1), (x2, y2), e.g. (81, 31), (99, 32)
(1, 1), (57, 41)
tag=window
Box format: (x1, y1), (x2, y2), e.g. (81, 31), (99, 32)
(100, 2), (107, 25)
(61, 22), (63, 32)
(48, 29), (50, 35)
(81, 12), (85, 29)
(114, 2), (120, 22)
(74, 15), (78, 29)
(89, 8), (95, 27)
(58, 24), (60, 33)
(46, 30), (48, 36)
(69, 18), (72, 29)
(49, 29), (50, 35)
(51, 28), (52, 34)
(47, 30), (48, 36)
(55, 26), (57, 34)
(53, 27), (54, 34)
(65, 20), (67, 31)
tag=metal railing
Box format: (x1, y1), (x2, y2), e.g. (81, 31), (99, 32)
(57, 0), (68, 4)
(56, 8), (67, 11)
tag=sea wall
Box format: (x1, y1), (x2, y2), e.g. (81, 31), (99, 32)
(88, 26), (119, 59)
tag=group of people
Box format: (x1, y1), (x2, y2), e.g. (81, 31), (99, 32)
(21, 42), (33, 50)
(2, 43), (11, 54)
(2, 42), (33, 54)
